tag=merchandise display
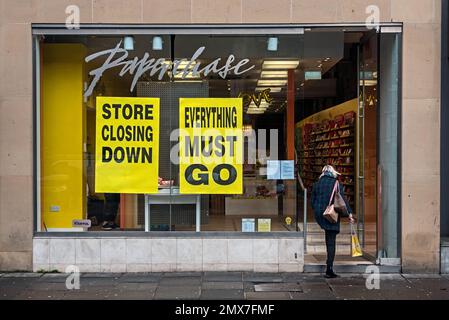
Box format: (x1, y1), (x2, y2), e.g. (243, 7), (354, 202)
(298, 111), (356, 206)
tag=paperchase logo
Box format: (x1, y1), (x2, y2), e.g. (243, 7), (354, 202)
(84, 42), (255, 98)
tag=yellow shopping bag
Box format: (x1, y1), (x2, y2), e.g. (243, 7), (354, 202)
(351, 224), (363, 257)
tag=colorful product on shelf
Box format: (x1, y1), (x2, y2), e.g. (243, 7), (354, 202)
(298, 112), (356, 206)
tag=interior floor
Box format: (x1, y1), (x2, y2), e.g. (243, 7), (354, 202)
(305, 254), (374, 265)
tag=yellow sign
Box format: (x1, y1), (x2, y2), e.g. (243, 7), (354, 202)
(258, 218), (271, 232)
(179, 98), (243, 194)
(95, 97), (160, 193)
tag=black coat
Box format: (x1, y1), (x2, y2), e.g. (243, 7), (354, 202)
(311, 175), (352, 233)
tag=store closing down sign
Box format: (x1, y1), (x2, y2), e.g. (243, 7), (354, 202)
(179, 98), (243, 194)
(95, 97), (160, 193)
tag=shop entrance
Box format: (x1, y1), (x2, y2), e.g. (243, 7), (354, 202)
(295, 27), (400, 269)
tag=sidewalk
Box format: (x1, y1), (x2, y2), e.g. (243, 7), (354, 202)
(1, 272), (449, 300)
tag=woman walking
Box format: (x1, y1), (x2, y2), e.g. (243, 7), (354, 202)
(311, 165), (355, 278)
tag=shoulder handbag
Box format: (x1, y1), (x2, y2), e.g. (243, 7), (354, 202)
(334, 182), (349, 217)
(323, 181), (339, 223)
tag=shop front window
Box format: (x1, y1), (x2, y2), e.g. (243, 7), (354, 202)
(37, 32), (304, 232)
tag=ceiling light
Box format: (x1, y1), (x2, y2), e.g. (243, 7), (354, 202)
(305, 71), (322, 80)
(260, 71), (288, 78)
(174, 80), (203, 83)
(152, 36), (163, 50)
(247, 102), (269, 110)
(267, 37), (278, 51)
(174, 60), (198, 70)
(246, 109), (266, 114)
(360, 80), (377, 86)
(255, 87), (282, 93)
(174, 72), (201, 79)
(123, 36), (134, 50)
(262, 60), (300, 70)
(257, 79), (287, 86)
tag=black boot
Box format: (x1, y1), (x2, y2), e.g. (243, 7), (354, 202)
(325, 265), (339, 278)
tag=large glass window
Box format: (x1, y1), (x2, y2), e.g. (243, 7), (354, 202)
(37, 32), (304, 232)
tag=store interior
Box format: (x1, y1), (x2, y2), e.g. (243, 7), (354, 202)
(40, 29), (381, 259)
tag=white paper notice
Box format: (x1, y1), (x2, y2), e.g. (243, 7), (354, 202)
(280, 160), (295, 180)
(266, 160), (281, 180)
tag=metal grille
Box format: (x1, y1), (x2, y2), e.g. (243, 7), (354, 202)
(136, 81), (210, 227)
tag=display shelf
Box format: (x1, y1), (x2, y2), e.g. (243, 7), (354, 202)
(310, 135), (354, 143)
(309, 124), (354, 135)
(298, 112), (356, 192)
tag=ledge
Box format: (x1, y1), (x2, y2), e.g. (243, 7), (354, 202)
(34, 231), (304, 238)
(442, 237), (449, 247)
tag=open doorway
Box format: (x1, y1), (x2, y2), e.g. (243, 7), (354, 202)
(295, 27), (400, 270)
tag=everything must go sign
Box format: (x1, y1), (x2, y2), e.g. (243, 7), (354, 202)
(179, 98), (243, 194)
(95, 96), (160, 193)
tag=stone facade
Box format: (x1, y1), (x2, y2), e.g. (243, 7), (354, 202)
(0, 0), (442, 272)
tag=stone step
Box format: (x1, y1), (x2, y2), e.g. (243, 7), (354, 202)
(306, 233), (351, 243)
(304, 263), (401, 273)
(304, 231), (377, 243)
(301, 223), (377, 233)
(306, 244), (352, 254)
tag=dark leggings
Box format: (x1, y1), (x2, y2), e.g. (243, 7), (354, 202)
(104, 193), (120, 222)
(325, 230), (338, 269)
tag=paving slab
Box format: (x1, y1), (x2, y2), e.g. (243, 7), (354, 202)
(327, 284), (371, 300)
(115, 282), (158, 292)
(14, 290), (66, 300)
(118, 274), (161, 283)
(300, 282), (333, 294)
(1, 288), (30, 300)
(379, 274), (406, 281)
(95, 287), (155, 300)
(243, 272), (283, 283)
(243, 282), (255, 292)
(245, 292), (292, 300)
(402, 278), (449, 299)
(38, 273), (70, 283)
(20, 282), (68, 292)
(283, 273), (326, 283)
(80, 278), (122, 288)
(402, 274), (442, 279)
(202, 281), (243, 290)
(203, 272), (242, 282)
(254, 283), (303, 292)
(154, 286), (201, 300)
(62, 290), (115, 300)
(159, 277), (201, 287)
(290, 291), (337, 300)
(163, 272), (202, 277)
(201, 289), (244, 300)
(325, 277), (367, 286)
(2, 273), (42, 278)
(107, 291), (155, 300)
(81, 273), (123, 278)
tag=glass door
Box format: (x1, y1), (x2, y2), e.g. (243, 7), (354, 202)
(358, 30), (379, 257)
